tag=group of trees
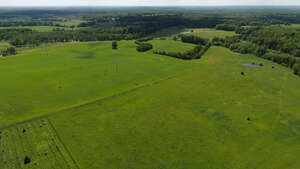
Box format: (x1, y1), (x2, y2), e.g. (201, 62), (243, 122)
(0, 28), (142, 47)
(294, 62), (300, 76)
(212, 35), (300, 76)
(181, 35), (208, 45)
(154, 44), (210, 60)
(0, 21), (62, 27)
(1, 47), (17, 57)
(216, 24), (236, 31)
(153, 35), (211, 60)
(136, 43), (153, 52)
(135, 38), (153, 52)
(237, 26), (300, 56)
(80, 14), (223, 35)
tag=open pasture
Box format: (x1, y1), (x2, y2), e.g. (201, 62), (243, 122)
(181, 28), (236, 39)
(0, 40), (198, 126)
(150, 39), (196, 53)
(0, 40), (300, 169)
(49, 46), (300, 169)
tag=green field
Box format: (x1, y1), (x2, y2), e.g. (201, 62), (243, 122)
(182, 28), (237, 39)
(0, 118), (78, 169)
(150, 39), (196, 53)
(0, 40), (198, 125)
(1, 40), (300, 169)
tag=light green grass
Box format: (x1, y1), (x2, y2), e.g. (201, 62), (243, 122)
(182, 28), (237, 39)
(50, 46), (300, 169)
(150, 39), (196, 53)
(1, 41), (300, 169)
(0, 40), (198, 125)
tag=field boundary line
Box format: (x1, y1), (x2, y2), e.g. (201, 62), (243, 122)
(47, 118), (81, 169)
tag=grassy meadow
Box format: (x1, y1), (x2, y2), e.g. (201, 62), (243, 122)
(1, 39), (300, 169)
(0, 40), (197, 125)
(150, 39), (196, 53)
(182, 28), (237, 39)
(50, 46), (300, 169)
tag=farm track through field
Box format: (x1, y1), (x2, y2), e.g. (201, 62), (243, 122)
(0, 67), (196, 130)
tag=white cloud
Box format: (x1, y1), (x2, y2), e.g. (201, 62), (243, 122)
(1, 0), (300, 6)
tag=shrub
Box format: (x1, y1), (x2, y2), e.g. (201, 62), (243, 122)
(136, 43), (153, 52)
(112, 41), (118, 49)
(293, 62), (300, 76)
(2, 47), (17, 57)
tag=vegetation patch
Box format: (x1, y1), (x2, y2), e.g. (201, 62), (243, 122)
(135, 39), (153, 52)
(212, 35), (300, 76)
(154, 44), (210, 60)
(181, 28), (236, 39)
(0, 118), (79, 169)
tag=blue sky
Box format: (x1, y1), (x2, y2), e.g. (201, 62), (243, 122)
(1, 0), (300, 6)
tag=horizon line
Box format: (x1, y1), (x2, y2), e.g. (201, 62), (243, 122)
(1, 5), (300, 7)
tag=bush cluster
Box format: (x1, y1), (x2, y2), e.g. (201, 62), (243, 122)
(2, 47), (17, 57)
(135, 39), (153, 52)
(153, 44), (210, 60)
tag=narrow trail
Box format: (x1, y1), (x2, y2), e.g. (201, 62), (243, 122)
(0, 67), (197, 130)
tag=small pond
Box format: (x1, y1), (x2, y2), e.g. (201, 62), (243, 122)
(242, 63), (264, 67)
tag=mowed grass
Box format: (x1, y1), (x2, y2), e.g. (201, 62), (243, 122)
(50, 46), (300, 169)
(182, 28), (236, 39)
(0, 40), (198, 126)
(150, 39), (196, 53)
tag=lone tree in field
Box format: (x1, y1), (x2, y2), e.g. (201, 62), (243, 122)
(112, 41), (118, 50)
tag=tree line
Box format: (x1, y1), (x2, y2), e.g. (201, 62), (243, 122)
(212, 35), (300, 76)
(153, 36), (211, 60)
(0, 21), (62, 27)
(0, 28), (142, 47)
